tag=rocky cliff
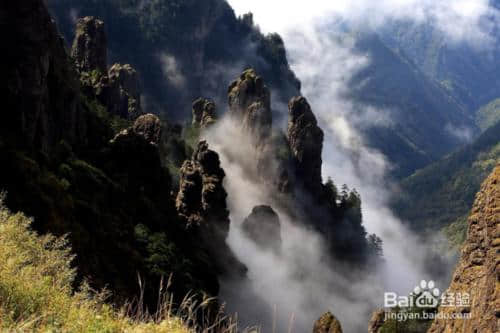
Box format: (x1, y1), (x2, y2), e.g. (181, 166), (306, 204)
(228, 69), (272, 146)
(312, 312), (343, 333)
(1, 1), (235, 312)
(176, 141), (229, 232)
(242, 205), (282, 253)
(192, 98), (217, 129)
(49, 0), (301, 121)
(427, 165), (500, 333)
(176, 140), (246, 277)
(2, 0), (87, 154)
(72, 16), (107, 73)
(223, 69), (376, 264)
(287, 96), (325, 195)
(72, 16), (143, 119)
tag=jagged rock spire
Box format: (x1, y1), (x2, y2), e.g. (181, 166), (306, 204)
(192, 98), (217, 128)
(228, 68), (272, 145)
(132, 113), (162, 145)
(71, 17), (142, 119)
(107, 63), (142, 119)
(313, 312), (343, 333)
(71, 16), (107, 73)
(176, 141), (229, 235)
(287, 96), (324, 194)
(242, 205), (282, 253)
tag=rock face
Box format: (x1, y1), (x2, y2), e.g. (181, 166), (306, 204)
(2, 0), (87, 153)
(176, 141), (229, 236)
(71, 16), (107, 74)
(368, 309), (385, 333)
(287, 96), (324, 194)
(192, 98), (217, 128)
(313, 312), (343, 333)
(228, 69), (272, 145)
(108, 114), (169, 200)
(176, 141), (246, 277)
(107, 63), (142, 119)
(71, 17), (142, 119)
(242, 205), (282, 252)
(427, 165), (500, 333)
(132, 113), (162, 145)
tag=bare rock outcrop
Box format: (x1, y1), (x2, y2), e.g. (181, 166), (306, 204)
(107, 114), (169, 199)
(287, 96), (324, 194)
(175, 141), (246, 277)
(192, 98), (217, 128)
(132, 113), (162, 145)
(427, 165), (500, 333)
(368, 309), (385, 333)
(228, 68), (272, 145)
(313, 312), (343, 333)
(242, 205), (282, 252)
(71, 17), (142, 119)
(107, 63), (142, 119)
(176, 141), (229, 236)
(71, 16), (107, 74)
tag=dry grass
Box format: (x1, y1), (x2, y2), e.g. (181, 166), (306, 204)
(0, 197), (250, 332)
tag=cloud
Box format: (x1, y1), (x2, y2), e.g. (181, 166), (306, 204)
(445, 123), (475, 143)
(158, 53), (186, 88)
(203, 117), (384, 332)
(228, 0), (500, 46)
(211, 0), (471, 330)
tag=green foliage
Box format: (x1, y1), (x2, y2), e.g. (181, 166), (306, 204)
(393, 120), (500, 246)
(271, 130), (292, 163)
(347, 31), (472, 178)
(379, 293), (438, 333)
(476, 98), (500, 132)
(182, 122), (200, 151)
(442, 215), (468, 250)
(323, 177), (338, 207)
(135, 224), (193, 278)
(81, 93), (131, 134)
(380, 20), (500, 112)
(0, 201), (191, 332)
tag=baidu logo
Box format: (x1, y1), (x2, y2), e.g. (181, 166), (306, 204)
(384, 280), (441, 308)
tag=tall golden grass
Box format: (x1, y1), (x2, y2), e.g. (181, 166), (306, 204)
(0, 197), (258, 332)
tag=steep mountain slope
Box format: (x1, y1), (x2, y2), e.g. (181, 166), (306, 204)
(346, 32), (474, 178)
(477, 97), (500, 131)
(1, 0), (238, 309)
(48, 0), (300, 121)
(427, 165), (499, 333)
(48, 1), (478, 179)
(380, 17), (500, 112)
(392, 120), (500, 245)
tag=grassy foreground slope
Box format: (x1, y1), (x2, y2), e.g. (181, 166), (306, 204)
(392, 120), (500, 247)
(0, 200), (190, 333)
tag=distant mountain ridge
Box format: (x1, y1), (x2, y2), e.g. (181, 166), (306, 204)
(344, 31), (475, 178)
(379, 16), (500, 112)
(392, 119), (500, 245)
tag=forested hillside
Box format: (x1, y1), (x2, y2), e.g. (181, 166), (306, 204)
(345, 32), (474, 178)
(48, 0), (300, 121)
(380, 17), (500, 112)
(392, 120), (500, 246)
